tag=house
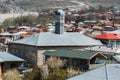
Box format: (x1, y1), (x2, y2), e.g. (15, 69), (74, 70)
(93, 33), (120, 48)
(93, 33), (120, 59)
(0, 32), (13, 44)
(85, 46), (120, 60)
(8, 9), (102, 67)
(8, 31), (102, 67)
(0, 32), (27, 44)
(44, 49), (107, 69)
(0, 51), (24, 78)
(85, 46), (120, 54)
(67, 64), (120, 80)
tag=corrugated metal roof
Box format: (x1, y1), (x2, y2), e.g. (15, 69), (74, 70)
(0, 51), (24, 62)
(85, 46), (120, 54)
(11, 32), (102, 46)
(44, 49), (102, 59)
(67, 64), (120, 80)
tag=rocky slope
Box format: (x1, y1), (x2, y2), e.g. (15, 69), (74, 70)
(0, 0), (119, 13)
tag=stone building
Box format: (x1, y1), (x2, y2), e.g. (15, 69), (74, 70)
(8, 10), (102, 67)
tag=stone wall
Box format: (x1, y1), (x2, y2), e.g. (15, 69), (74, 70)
(8, 43), (38, 66)
(8, 43), (85, 66)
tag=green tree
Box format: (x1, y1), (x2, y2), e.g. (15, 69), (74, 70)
(3, 18), (14, 27)
(39, 18), (49, 27)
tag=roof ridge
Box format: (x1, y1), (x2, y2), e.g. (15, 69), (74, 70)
(35, 33), (41, 46)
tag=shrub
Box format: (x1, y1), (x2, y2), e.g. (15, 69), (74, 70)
(46, 57), (65, 68)
(3, 68), (21, 80)
(23, 67), (42, 80)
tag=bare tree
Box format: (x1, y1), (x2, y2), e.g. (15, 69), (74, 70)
(46, 57), (65, 68)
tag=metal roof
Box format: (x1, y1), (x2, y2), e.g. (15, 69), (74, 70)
(93, 33), (120, 40)
(113, 55), (120, 62)
(108, 29), (120, 34)
(0, 51), (24, 62)
(44, 49), (106, 59)
(0, 32), (12, 36)
(11, 32), (102, 46)
(67, 64), (120, 80)
(85, 46), (120, 54)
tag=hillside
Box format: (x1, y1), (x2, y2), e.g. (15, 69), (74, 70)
(80, 0), (120, 7)
(0, 0), (119, 13)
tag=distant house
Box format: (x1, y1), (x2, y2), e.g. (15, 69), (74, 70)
(0, 32), (27, 44)
(8, 10), (102, 67)
(0, 32), (13, 44)
(0, 51), (24, 78)
(85, 46), (120, 54)
(83, 20), (99, 27)
(93, 33), (120, 48)
(85, 46), (120, 60)
(67, 64), (120, 80)
(87, 30), (120, 58)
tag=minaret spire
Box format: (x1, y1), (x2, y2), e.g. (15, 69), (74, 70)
(54, 9), (65, 34)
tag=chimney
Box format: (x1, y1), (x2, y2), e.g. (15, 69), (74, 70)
(55, 9), (65, 34)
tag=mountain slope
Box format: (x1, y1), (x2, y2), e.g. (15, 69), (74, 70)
(0, 0), (119, 13)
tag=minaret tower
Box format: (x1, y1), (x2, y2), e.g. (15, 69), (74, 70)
(54, 9), (65, 34)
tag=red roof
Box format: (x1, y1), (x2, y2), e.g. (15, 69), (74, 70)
(93, 33), (120, 40)
(20, 34), (30, 38)
(0, 37), (8, 40)
(114, 24), (120, 27)
(80, 14), (86, 16)
(97, 13), (112, 17)
(105, 23), (113, 26)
